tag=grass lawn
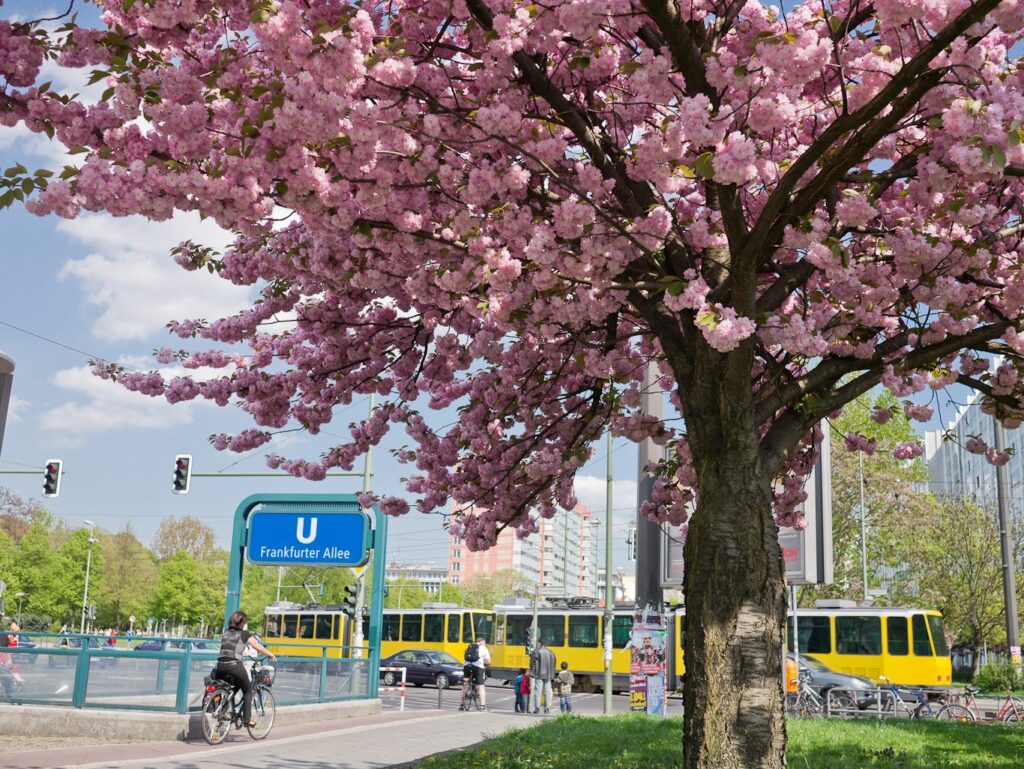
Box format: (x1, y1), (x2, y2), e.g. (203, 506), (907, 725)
(418, 715), (1024, 769)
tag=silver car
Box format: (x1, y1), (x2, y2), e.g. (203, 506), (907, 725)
(789, 653), (878, 710)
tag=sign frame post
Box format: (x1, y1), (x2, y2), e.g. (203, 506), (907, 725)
(223, 493), (388, 700)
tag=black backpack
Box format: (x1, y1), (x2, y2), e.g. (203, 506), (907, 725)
(464, 643), (480, 664)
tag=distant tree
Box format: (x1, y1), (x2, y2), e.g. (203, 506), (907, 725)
(385, 578), (431, 609)
(55, 530), (105, 628)
(906, 497), (1007, 678)
(0, 487), (52, 542)
(151, 551), (211, 627)
(459, 569), (531, 610)
(436, 582), (463, 606)
(152, 515), (218, 562)
(13, 522), (63, 622)
(802, 393), (940, 606)
(97, 526), (159, 628)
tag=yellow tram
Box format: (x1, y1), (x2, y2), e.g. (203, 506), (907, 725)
(263, 599), (950, 691)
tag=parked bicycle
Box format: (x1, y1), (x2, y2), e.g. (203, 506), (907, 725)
(786, 672), (823, 717)
(879, 676), (941, 719)
(201, 657), (277, 744)
(937, 686), (1024, 723)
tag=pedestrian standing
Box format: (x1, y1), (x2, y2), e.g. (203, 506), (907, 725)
(555, 661), (575, 713)
(529, 639), (556, 714)
(515, 668), (531, 713)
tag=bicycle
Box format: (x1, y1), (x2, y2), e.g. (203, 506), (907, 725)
(937, 686), (1024, 723)
(201, 658), (277, 744)
(459, 665), (487, 712)
(879, 677), (940, 719)
(786, 672), (823, 717)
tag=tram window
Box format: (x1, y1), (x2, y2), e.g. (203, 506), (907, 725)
(927, 615), (949, 656)
(495, 615), (506, 645)
(299, 615), (315, 639)
(463, 612), (474, 643)
(316, 615), (333, 640)
(887, 617), (909, 655)
(506, 615), (532, 647)
(678, 626), (685, 649)
(912, 614), (933, 656)
(539, 616), (565, 646)
(383, 614), (400, 641)
(474, 612), (494, 643)
(265, 615), (281, 636)
(569, 616), (598, 648)
(403, 614), (423, 642)
(447, 614), (461, 643)
(424, 614), (444, 643)
(612, 615), (633, 649)
(835, 616), (881, 655)
(361, 616), (369, 642)
(786, 617), (831, 654)
(283, 614), (298, 638)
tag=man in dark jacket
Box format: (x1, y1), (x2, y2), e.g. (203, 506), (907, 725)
(529, 639), (556, 714)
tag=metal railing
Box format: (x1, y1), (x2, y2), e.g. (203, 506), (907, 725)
(0, 632), (373, 713)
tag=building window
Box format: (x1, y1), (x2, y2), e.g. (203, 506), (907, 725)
(452, 549), (461, 558)
(451, 576), (460, 584)
(452, 536), (462, 545)
(452, 562), (460, 572)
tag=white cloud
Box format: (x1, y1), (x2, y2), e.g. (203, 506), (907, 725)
(40, 361), (222, 436)
(573, 475), (638, 523)
(57, 213), (251, 341)
(7, 394), (30, 423)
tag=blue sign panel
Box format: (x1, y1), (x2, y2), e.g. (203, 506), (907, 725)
(246, 509), (371, 566)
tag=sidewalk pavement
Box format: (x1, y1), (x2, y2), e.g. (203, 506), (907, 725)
(0, 707), (530, 769)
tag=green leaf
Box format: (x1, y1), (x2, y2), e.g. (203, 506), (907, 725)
(3, 164), (27, 178)
(694, 152), (715, 180)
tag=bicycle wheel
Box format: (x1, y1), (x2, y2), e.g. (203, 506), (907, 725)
(246, 686), (276, 740)
(202, 689), (232, 745)
(826, 691), (857, 716)
(936, 703), (975, 722)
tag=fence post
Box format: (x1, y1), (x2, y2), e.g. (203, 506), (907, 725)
(319, 648), (328, 701)
(175, 642), (193, 714)
(71, 638), (91, 708)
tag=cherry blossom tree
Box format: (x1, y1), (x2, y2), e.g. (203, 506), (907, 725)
(5, 1), (1024, 766)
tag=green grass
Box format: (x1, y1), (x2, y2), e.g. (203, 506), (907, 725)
(417, 715), (1024, 769)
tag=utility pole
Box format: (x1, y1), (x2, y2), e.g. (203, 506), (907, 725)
(636, 363), (663, 610)
(603, 428), (614, 714)
(859, 452), (869, 604)
(993, 417), (1021, 673)
(353, 393), (375, 657)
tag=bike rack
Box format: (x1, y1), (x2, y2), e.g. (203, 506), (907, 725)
(379, 666), (407, 712)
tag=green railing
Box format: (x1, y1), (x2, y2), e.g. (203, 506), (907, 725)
(1, 633), (372, 713)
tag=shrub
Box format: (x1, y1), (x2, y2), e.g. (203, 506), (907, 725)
(974, 662), (1021, 692)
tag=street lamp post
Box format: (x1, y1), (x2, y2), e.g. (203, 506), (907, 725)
(80, 520), (97, 634)
(603, 428), (614, 714)
(14, 592), (25, 625)
(858, 453), (869, 604)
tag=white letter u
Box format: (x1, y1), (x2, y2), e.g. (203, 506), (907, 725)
(296, 516), (318, 544)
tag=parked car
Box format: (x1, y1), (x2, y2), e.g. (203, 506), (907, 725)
(789, 653), (877, 710)
(380, 649), (466, 689)
(134, 640), (215, 652)
(12, 635), (37, 665)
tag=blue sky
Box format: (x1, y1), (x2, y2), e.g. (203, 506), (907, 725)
(0, 1), (971, 574)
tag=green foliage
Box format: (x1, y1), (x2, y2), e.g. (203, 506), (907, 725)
(149, 550), (225, 627)
(417, 715), (1024, 769)
(802, 392), (939, 607)
(459, 569), (531, 609)
(385, 577), (432, 609)
(97, 526), (158, 627)
(974, 662), (1022, 693)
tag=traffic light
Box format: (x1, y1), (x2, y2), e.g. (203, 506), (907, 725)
(342, 584), (357, 617)
(42, 458), (63, 498)
(626, 527), (637, 561)
(172, 454), (192, 494)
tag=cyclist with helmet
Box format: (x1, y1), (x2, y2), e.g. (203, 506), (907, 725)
(216, 611), (275, 727)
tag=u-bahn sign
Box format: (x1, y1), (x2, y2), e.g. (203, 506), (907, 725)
(246, 509), (371, 566)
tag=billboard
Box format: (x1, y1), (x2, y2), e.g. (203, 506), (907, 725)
(661, 424), (833, 588)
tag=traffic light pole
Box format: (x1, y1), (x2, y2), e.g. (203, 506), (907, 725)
(603, 428), (614, 714)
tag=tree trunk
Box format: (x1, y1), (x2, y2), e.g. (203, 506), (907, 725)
(682, 456), (787, 769)
(970, 640), (982, 681)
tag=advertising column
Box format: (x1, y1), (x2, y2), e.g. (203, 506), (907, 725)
(629, 609), (667, 716)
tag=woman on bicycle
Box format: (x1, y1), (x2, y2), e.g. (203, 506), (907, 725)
(216, 611), (275, 727)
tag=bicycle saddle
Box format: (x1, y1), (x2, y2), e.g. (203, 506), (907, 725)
(964, 686), (979, 695)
